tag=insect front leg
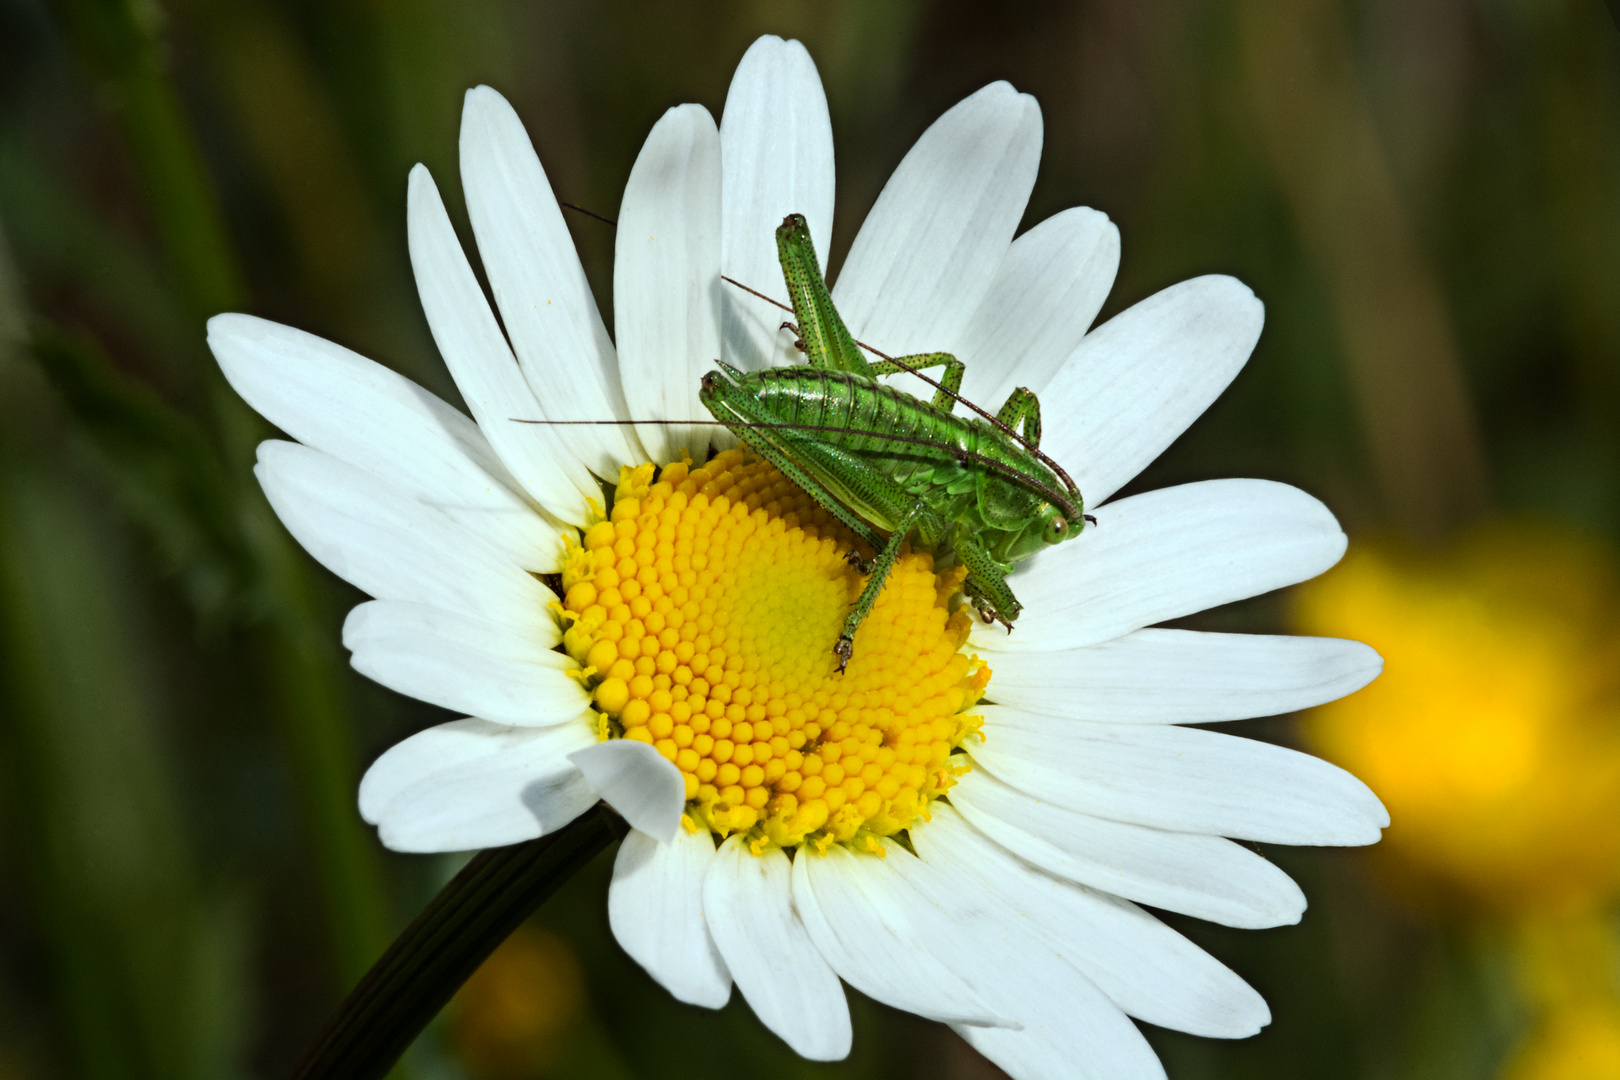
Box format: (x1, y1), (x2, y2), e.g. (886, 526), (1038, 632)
(868, 352), (965, 411)
(994, 387), (1042, 448)
(836, 497), (941, 672)
(950, 521), (1023, 630)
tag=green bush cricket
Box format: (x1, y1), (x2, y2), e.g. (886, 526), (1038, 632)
(527, 212), (1091, 671)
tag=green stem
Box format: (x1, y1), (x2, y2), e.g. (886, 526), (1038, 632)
(292, 807), (626, 1080)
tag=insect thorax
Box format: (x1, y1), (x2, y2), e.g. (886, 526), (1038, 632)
(736, 367), (1057, 541)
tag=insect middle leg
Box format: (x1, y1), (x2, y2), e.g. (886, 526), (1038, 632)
(868, 352), (965, 411)
(994, 387), (1042, 447)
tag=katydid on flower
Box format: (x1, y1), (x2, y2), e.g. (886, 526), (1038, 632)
(525, 212), (1091, 671)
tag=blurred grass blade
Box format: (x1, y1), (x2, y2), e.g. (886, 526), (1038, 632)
(1235, 0), (1490, 537)
(46, 0), (404, 1011)
(0, 450), (250, 1080)
(29, 326), (255, 624)
(295, 808), (625, 1080)
(50, 0), (244, 319)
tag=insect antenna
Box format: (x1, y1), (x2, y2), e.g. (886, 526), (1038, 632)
(549, 208), (1084, 512)
(511, 416), (1078, 516)
(559, 202), (618, 227)
(719, 276), (1083, 505)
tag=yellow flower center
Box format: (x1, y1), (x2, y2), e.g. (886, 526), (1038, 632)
(557, 449), (989, 854)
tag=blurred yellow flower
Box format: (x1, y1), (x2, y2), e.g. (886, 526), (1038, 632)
(451, 925), (585, 1080)
(1502, 912), (1620, 1080)
(1294, 524), (1620, 913)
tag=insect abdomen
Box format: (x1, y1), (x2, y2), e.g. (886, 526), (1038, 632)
(743, 368), (974, 484)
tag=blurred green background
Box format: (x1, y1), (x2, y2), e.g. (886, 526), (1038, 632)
(2, 0), (1619, 1078)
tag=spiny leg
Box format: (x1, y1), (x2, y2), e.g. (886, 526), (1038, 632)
(951, 520), (1022, 630)
(775, 214), (869, 374)
(868, 351), (965, 411)
(836, 498), (940, 672)
(699, 375), (887, 551)
(995, 387), (1042, 448)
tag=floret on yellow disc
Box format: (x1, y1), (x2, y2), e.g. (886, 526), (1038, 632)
(557, 450), (989, 854)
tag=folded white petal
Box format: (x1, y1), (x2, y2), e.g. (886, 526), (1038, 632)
(459, 85), (645, 476)
(209, 314), (560, 571)
(974, 706), (1389, 845)
(914, 805), (1272, 1039)
(858, 831), (1161, 1078)
(954, 985), (1163, 1080)
(833, 82), (1041, 358)
(719, 35), (835, 373)
(986, 628), (1383, 723)
(407, 165), (600, 524)
(976, 478), (1346, 653)
(702, 839), (850, 1060)
(358, 717), (596, 852)
(567, 740), (685, 845)
(614, 104), (722, 464)
(1039, 275), (1264, 506)
(609, 827), (731, 1008)
(952, 765), (1306, 928)
(791, 845), (1015, 1028)
(254, 441), (555, 634)
(956, 207), (1121, 411)
(343, 601), (583, 726)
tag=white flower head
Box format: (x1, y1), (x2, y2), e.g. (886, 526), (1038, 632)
(208, 35), (1387, 1079)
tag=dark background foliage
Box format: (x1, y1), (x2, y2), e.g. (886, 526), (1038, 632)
(0, 0), (1616, 1077)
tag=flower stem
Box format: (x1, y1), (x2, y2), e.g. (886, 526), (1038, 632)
(291, 806), (627, 1080)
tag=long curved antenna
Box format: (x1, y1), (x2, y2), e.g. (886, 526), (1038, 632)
(719, 275), (1083, 505)
(511, 416), (1081, 520)
(550, 201), (1085, 509)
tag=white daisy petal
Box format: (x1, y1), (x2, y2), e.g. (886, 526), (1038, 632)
(832, 81), (1041, 354)
(614, 103), (723, 464)
(974, 706), (1390, 846)
(702, 839), (851, 1061)
(791, 845), (1015, 1029)
(567, 740), (685, 845)
(719, 35), (835, 373)
(952, 765), (1306, 929)
(253, 441), (555, 632)
(955, 207), (1121, 411)
(953, 976), (1163, 1080)
(1039, 275), (1265, 507)
(870, 833), (1163, 1079)
(609, 827), (731, 1009)
(358, 717), (596, 853)
(914, 806), (1272, 1039)
(342, 601), (584, 726)
(406, 165), (600, 525)
(975, 478), (1346, 653)
(459, 85), (645, 476)
(208, 314), (559, 571)
(986, 628), (1384, 723)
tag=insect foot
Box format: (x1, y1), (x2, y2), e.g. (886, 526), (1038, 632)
(844, 548), (874, 575)
(779, 320), (806, 352)
(833, 634), (854, 674)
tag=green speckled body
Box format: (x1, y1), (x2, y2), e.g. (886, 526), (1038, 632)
(699, 212), (1086, 668)
(736, 367), (1064, 566)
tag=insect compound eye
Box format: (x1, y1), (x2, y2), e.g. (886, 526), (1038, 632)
(1044, 513), (1069, 543)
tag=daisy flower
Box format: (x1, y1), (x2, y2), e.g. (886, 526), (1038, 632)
(208, 35), (1387, 1080)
